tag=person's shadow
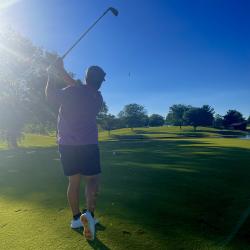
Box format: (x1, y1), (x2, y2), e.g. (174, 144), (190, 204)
(73, 223), (110, 250)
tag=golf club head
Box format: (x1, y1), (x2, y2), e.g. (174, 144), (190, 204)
(109, 7), (119, 16)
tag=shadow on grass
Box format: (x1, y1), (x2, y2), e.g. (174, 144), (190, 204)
(132, 128), (248, 139)
(0, 139), (250, 249)
(134, 130), (174, 135)
(111, 134), (147, 140)
(136, 129), (209, 138)
(87, 238), (111, 250)
(115, 128), (245, 139)
(73, 223), (109, 250)
(111, 132), (208, 140)
(194, 129), (247, 137)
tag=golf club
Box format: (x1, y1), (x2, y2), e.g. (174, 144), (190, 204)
(61, 7), (118, 61)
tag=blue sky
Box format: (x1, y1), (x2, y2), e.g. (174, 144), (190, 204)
(0, 0), (249, 118)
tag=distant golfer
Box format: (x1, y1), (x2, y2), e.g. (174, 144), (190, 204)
(45, 58), (105, 241)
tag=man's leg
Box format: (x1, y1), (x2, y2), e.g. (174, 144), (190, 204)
(67, 174), (81, 216)
(84, 174), (100, 215)
(80, 174), (100, 240)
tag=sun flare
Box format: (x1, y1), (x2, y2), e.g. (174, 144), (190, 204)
(0, 0), (22, 11)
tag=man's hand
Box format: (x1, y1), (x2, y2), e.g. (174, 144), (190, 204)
(46, 57), (65, 74)
(54, 57), (65, 73)
(47, 57), (76, 86)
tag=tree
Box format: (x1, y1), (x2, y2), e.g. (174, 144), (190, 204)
(118, 104), (148, 130)
(247, 116), (250, 125)
(184, 108), (202, 130)
(99, 114), (117, 136)
(0, 30), (39, 147)
(223, 110), (246, 128)
(113, 116), (126, 129)
(213, 114), (224, 129)
(199, 105), (215, 126)
(97, 101), (108, 127)
(165, 112), (174, 125)
(0, 84), (28, 147)
(149, 114), (165, 127)
(166, 104), (191, 128)
(184, 105), (214, 131)
(97, 101), (108, 117)
(0, 29), (67, 147)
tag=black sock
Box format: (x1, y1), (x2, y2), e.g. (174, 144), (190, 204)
(73, 212), (81, 220)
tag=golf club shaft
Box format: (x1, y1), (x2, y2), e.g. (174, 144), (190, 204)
(61, 8), (110, 60)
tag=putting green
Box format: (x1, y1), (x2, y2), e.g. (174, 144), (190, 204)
(0, 127), (250, 249)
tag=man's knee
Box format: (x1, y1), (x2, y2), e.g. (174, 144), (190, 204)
(84, 174), (100, 183)
(84, 175), (100, 193)
(68, 174), (81, 189)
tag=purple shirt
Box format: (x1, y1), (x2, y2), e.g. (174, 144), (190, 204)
(47, 84), (103, 145)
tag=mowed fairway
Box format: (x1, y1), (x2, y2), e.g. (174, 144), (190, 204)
(0, 127), (250, 250)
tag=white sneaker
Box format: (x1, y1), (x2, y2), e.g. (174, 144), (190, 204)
(70, 216), (98, 229)
(70, 217), (83, 229)
(80, 211), (96, 241)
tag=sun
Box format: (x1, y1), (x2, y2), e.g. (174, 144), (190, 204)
(0, 0), (22, 11)
(0, 0), (22, 31)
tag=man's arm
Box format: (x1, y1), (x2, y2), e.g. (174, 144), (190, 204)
(45, 68), (62, 104)
(57, 57), (76, 86)
(45, 69), (53, 98)
(45, 58), (76, 103)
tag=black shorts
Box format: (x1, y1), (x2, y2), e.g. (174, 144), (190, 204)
(58, 144), (101, 176)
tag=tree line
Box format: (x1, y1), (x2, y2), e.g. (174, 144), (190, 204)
(98, 103), (250, 133)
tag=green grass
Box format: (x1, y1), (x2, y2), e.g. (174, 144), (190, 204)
(0, 126), (250, 249)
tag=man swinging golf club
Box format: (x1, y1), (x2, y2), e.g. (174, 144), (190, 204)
(45, 58), (105, 241)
